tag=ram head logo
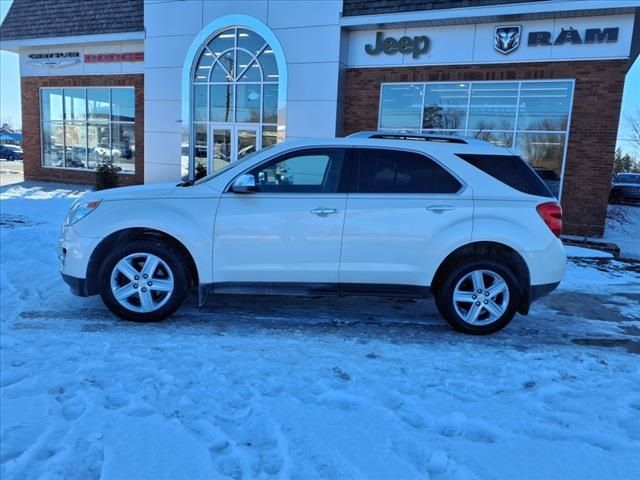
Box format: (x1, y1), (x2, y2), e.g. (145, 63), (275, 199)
(494, 26), (521, 55)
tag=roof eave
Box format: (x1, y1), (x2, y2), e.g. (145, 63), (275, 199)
(0, 30), (145, 52)
(340, 0), (640, 30)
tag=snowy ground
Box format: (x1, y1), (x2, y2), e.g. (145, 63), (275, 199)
(604, 204), (640, 260)
(1, 183), (639, 480)
(0, 160), (23, 187)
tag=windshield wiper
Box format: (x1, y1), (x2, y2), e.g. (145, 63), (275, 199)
(177, 179), (195, 187)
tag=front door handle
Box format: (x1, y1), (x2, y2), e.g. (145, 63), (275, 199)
(426, 204), (455, 213)
(310, 207), (339, 216)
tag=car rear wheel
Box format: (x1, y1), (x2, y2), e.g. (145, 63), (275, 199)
(436, 259), (520, 335)
(98, 240), (189, 322)
(7, 154), (14, 161)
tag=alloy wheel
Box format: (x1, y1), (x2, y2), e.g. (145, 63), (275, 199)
(110, 253), (174, 313)
(453, 269), (510, 326)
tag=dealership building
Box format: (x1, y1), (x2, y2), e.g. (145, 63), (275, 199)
(1, 0), (638, 235)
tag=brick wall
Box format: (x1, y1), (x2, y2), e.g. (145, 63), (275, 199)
(21, 74), (144, 186)
(343, 60), (627, 237)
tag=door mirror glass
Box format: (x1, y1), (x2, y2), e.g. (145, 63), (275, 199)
(231, 174), (257, 193)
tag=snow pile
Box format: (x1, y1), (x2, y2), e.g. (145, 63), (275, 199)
(1, 184), (639, 480)
(604, 205), (640, 260)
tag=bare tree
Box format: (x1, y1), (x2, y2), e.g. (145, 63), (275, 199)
(625, 107), (640, 153)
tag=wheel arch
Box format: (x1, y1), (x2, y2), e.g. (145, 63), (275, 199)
(85, 228), (199, 296)
(431, 241), (531, 314)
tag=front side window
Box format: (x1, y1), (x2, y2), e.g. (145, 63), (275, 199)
(354, 148), (461, 194)
(40, 87), (136, 173)
(378, 80), (574, 198)
(247, 149), (346, 193)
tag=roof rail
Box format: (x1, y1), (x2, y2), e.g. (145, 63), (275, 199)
(347, 131), (470, 144)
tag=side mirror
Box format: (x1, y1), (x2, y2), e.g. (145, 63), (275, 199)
(230, 174), (257, 194)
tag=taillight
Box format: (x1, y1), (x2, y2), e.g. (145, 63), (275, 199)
(536, 202), (562, 237)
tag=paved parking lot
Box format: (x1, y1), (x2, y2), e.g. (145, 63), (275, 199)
(0, 160), (23, 186)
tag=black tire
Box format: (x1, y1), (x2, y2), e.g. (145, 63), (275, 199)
(435, 258), (521, 335)
(7, 154), (14, 162)
(98, 240), (190, 322)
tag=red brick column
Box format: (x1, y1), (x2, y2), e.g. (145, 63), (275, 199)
(20, 74), (145, 186)
(343, 60), (627, 237)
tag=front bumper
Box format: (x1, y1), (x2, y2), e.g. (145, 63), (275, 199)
(61, 273), (90, 297)
(58, 224), (100, 291)
(611, 188), (640, 202)
(621, 193), (640, 202)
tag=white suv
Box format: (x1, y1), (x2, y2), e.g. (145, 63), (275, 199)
(59, 132), (565, 334)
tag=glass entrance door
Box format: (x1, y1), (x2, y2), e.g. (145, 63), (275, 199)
(211, 126), (232, 172)
(210, 124), (260, 173)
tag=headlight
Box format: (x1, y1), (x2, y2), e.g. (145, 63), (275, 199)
(65, 199), (102, 226)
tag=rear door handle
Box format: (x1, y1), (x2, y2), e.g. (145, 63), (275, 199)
(426, 204), (455, 213)
(310, 207), (339, 216)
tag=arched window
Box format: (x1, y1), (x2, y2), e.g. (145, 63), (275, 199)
(191, 27), (280, 178)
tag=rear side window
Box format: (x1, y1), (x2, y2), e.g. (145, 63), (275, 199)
(456, 153), (554, 198)
(354, 148), (462, 194)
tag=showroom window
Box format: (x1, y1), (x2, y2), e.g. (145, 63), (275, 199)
(41, 87), (136, 173)
(378, 80), (574, 198)
(191, 26), (280, 178)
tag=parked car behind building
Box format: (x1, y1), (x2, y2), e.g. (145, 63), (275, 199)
(610, 172), (640, 204)
(0, 144), (23, 161)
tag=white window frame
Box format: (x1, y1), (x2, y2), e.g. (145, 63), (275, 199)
(183, 15), (288, 181)
(190, 27), (279, 176)
(39, 86), (136, 174)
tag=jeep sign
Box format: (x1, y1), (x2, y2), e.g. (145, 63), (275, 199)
(365, 31), (430, 58)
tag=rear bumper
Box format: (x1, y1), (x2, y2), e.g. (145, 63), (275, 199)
(530, 281), (560, 302)
(518, 239), (565, 315)
(61, 273), (90, 297)
(521, 239), (566, 286)
(519, 280), (560, 315)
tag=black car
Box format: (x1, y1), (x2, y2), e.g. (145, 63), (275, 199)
(0, 144), (23, 161)
(610, 172), (640, 204)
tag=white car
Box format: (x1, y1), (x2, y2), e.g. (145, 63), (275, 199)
(59, 132), (566, 334)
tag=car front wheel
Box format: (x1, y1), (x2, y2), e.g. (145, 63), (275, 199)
(436, 259), (521, 335)
(99, 240), (189, 322)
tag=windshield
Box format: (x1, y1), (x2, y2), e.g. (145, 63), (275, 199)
(616, 173), (640, 184)
(193, 145), (278, 185)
